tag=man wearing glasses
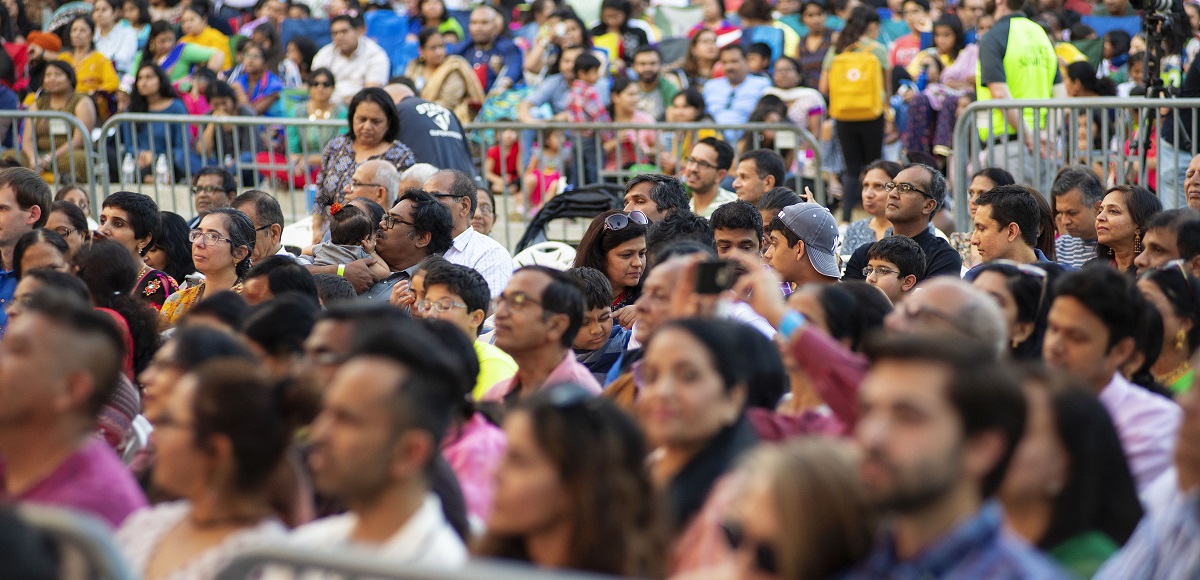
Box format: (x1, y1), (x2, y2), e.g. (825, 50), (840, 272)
(684, 137), (738, 219)
(424, 169), (513, 298)
(844, 163), (962, 281)
(186, 167), (236, 229)
(342, 160), (400, 209)
(482, 266), (600, 405)
(361, 190), (454, 302)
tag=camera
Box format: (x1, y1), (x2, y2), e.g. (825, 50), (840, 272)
(1131, 0), (1173, 13)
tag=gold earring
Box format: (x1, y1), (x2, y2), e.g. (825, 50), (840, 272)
(1177, 329), (1188, 351)
(1134, 231), (1143, 255)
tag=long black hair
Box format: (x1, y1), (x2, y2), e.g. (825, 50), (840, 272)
(129, 63), (178, 113)
(149, 211), (195, 283)
(932, 13), (965, 60)
(834, 5), (879, 53)
(141, 20), (177, 65)
(1028, 370), (1143, 551)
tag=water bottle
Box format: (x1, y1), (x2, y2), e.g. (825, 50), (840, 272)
(120, 153), (135, 186)
(224, 154), (234, 170)
(154, 154), (170, 185)
(305, 184), (318, 213)
(916, 69), (928, 91)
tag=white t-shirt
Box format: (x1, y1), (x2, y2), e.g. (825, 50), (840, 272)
(288, 494), (467, 568)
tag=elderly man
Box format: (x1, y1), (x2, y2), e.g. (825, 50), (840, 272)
(343, 159), (400, 209)
(423, 169), (512, 298)
(233, 190), (298, 264)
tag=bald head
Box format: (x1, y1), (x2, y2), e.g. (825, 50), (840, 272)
(384, 83), (415, 105)
(884, 277), (1008, 357)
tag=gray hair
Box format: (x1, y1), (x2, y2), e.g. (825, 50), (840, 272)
(1050, 166), (1104, 206)
(362, 160), (402, 206)
(400, 163), (439, 190)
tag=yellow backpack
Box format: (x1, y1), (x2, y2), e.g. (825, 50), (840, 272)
(828, 42), (885, 122)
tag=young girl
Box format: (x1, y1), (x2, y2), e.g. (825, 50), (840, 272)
(308, 201), (391, 279)
(522, 128), (566, 213)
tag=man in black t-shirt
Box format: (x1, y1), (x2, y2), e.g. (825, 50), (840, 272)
(385, 83), (479, 178)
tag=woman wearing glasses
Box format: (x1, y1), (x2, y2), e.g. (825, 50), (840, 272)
(45, 200), (91, 259)
(98, 192), (180, 311)
(287, 68), (346, 187)
(971, 260), (1056, 360)
(160, 207), (255, 326)
(572, 209), (648, 329)
(1138, 264), (1200, 394)
(478, 384), (665, 577)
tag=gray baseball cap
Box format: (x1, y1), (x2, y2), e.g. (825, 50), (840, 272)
(777, 202), (841, 278)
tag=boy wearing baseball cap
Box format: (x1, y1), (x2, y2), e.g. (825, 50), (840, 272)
(764, 201), (842, 288)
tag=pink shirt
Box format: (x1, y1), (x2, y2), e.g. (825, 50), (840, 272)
(12, 438), (148, 528)
(1099, 372), (1182, 491)
(441, 413), (506, 524)
(483, 352), (603, 402)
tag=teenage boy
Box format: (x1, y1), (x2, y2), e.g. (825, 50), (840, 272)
(865, 236), (926, 304)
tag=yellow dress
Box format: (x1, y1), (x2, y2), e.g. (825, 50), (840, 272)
(180, 27), (233, 73)
(159, 281), (243, 328)
(58, 51), (119, 94)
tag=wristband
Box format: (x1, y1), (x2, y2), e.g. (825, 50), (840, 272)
(337, 264), (346, 277)
(779, 310), (806, 340)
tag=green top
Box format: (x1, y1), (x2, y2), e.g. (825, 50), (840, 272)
(473, 340), (518, 400)
(1050, 530), (1119, 579)
(1170, 368), (1196, 395)
(130, 42), (219, 83)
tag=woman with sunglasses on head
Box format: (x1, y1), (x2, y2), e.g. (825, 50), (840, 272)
(572, 209), (649, 329)
(478, 383), (666, 577)
(971, 260), (1058, 360)
(160, 207), (255, 327)
(98, 192), (180, 311)
(1138, 263), (1200, 394)
(637, 318), (759, 575)
(715, 439), (876, 579)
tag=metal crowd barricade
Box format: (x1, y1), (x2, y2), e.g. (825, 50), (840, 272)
(17, 504), (138, 579)
(97, 113), (347, 224)
(950, 97), (1200, 232)
(467, 121), (823, 248)
(218, 546), (628, 580)
(0, 109), (99, 192)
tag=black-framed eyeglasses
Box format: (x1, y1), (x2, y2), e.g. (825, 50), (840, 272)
(684, 157), (719, 170)
(720, 520), (778, 574)
(433, 193), (467, 200)
(381, 214), (415, 231)
(604, 210), (649, 231)
(494, 291), (543, 311)
(310, 80), (334, 88)
(51, 226), (75, 237)
(189, 229), (234, 246)
(253, 224), (271, 234)
(351, 181), (380, 188)
(191, 185), (226, 195)
(862, 265), (899, 278)
(884, 181), (931, 198)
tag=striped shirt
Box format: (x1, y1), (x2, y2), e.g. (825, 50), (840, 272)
(844, 501), (1068, 579)
(1054, 235), (1097, 269)
(1096, 482), (1200, 579)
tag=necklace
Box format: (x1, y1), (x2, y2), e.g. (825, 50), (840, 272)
(309, 105), (332, 121)
(1156, 361), (1193, 388)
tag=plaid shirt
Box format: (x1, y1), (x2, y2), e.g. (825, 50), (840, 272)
(844, 501), (1069, 579)
(566, 79), (611, 138)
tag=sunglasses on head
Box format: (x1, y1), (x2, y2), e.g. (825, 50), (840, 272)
(604, 210), (649, 231)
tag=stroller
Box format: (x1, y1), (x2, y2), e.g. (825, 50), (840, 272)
(514, 184), (625, 254)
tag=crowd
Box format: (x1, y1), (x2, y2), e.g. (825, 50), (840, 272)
(0, 0), (1198, 578)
